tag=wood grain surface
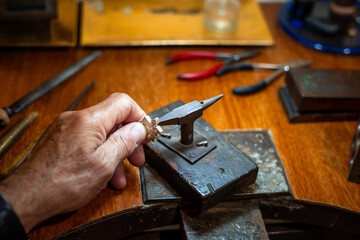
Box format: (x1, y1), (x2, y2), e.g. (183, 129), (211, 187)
(0, 3), (359, 239)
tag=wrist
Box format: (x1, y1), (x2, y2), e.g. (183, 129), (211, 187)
(0, 192), (29, 239)
(0, 173), (49, 233)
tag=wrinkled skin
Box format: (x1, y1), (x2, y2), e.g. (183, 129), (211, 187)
(0, 93), (147, 232)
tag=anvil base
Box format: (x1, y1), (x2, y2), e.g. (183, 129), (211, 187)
(144, 101), (258, 212)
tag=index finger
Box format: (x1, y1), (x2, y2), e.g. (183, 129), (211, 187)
(83, 93), (146, 134)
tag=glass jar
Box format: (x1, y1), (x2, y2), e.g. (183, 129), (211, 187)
(204, 0), (241, 32)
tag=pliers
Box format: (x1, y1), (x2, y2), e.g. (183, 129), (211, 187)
(166, 51), (260, 80)
(228, 60), (312, 95)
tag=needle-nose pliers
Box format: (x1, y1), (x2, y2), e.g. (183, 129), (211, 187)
(230, 60), (312, 95)
(166, 50), (260, 80)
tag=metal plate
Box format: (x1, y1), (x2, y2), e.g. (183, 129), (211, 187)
(181, 205), (269, 240)
(140, 129), (290, 203)
(158, 127), (216, 164)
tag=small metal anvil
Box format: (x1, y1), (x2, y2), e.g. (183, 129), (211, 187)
(144, 95), (258, 211)
(156, 94), (223, 163)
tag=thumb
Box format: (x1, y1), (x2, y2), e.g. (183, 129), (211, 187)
(97, 122), (146, 168)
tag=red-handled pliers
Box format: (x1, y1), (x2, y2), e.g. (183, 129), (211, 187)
(166, 51), (259, 80)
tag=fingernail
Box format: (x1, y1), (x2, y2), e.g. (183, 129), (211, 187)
(131, 122), (146, 144)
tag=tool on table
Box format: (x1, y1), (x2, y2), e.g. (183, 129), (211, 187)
(166, 51), (259, 80)
(0, 81), (96, 179)
(216, 61), (297, 76)
(0, 51), (101, 130)
(144, 95), (258, 211)
(0, 112), (38, 160)
(232, 60), (312, 95)
(65, 81), (96, 111)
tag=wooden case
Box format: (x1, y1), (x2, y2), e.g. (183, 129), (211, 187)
(285, 69), (360, 112)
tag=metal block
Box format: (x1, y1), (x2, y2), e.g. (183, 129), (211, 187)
(158, 127), (216, 164)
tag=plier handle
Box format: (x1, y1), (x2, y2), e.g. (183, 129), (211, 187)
(228, 60), (312, 95)
(166, 51), (259, 81)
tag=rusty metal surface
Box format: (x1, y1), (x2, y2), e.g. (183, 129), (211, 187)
(140, 162), (182, 203)
(181, 204), (269, 240)
(144, 101), (258, 211)
(140, 129), (290, 203)
(223, 130), (290, 198)
(158, 127), (216, 164)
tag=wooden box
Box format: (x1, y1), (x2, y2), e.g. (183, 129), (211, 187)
(285, 69), (360, 112)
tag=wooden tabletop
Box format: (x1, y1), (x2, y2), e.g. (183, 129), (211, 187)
(0, 3), (360, 239)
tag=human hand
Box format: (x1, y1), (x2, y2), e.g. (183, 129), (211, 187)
(0, 93), (147, 232)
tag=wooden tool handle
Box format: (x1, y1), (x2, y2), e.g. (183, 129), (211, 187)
(232, 81), (267, 95)
(0, 129), (44, 180)
(0, 108), (10, 130)
(177, 63), (225, 80)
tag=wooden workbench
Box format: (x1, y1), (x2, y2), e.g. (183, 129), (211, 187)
(0, 3), (359, 239)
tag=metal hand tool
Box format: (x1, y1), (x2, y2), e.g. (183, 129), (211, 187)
(216, 62), (287, 76)
(232, 60), (312, 95)
(65, 81), (95, 111)
(0, 51), (101, 130)
(0, 81), (96, 179)
(159, 94), (223, 145)
(166, 51), (259, 81)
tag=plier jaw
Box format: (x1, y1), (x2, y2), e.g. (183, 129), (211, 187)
(227, 51), (260, 62)
(167, 50), (259, 80)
